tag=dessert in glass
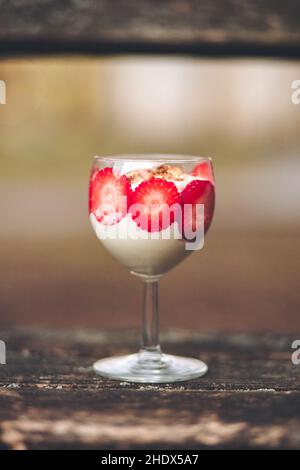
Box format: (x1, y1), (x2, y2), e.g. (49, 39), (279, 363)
(89, 155), (215, 383)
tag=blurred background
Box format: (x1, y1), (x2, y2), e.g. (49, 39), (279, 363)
(0, 56), (299, 332)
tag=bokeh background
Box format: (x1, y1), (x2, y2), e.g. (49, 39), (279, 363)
(0, 56), (299, 332)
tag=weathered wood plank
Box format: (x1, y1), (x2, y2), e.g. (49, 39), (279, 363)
(0, 0), (300, 58)
(0, 328), (299, 449)
(2, 389), (300, 449)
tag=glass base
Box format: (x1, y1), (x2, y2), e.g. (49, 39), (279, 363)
(93, 351), (208, 383)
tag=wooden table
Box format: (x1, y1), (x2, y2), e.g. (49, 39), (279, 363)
(0, 328), (299, 449)
(1, 0), (300, 58)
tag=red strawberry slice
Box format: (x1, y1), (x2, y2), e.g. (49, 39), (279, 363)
(130, 177), (181, 232)
(192, 161), (214, 182)
(89, 167), (132, 225)
(181, 179), (215, 236)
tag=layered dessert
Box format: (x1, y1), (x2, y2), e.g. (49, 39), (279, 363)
(89, 161), (215, 276)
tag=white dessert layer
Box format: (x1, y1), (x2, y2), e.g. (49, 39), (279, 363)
(90, 213), (191, 276)
(90, 173), (207, 276)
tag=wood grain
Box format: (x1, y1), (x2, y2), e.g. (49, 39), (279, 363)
(0, 1), (300, 57)
(0, 328), (299, 449)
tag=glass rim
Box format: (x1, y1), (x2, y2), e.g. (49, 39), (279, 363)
(93, 154), (212, 164)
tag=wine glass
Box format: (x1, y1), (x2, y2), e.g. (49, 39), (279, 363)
(89, 155), (215, 383)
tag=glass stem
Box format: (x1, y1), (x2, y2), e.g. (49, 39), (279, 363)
(140, 278), (161, 361)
